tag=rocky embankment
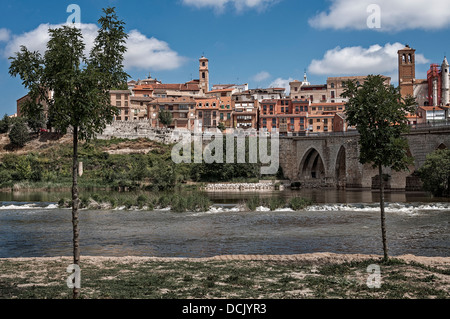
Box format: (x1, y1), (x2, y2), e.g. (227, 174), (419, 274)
(204, 182), (284, 191)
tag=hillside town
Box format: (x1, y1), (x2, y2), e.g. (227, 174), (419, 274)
(14, 44), (450, 136)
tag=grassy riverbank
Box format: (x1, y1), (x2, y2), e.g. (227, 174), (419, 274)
(0, 254), (448, 299)
(0, 133), (283, 192)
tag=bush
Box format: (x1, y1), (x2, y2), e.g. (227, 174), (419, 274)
(246, 196), (261, 211)
(0, 114), (11, 134)
(418, 149), (450, 197)
(9, 120), (29, 148)
(289, 197), (313, 211)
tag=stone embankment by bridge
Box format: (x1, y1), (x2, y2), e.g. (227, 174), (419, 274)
(203, 181), (286, 192)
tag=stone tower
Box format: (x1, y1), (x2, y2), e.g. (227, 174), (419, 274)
(442, 56), (449, 106)
(398, 45), (416, 98)
(199, 56), (209, 95)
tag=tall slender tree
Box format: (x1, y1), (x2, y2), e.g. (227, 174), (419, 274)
(342, 75), (416, 262)
(9, 7), (128, 298)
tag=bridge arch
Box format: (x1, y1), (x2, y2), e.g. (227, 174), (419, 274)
(299, 148), (325, 181)
(437, 143), (447, 150)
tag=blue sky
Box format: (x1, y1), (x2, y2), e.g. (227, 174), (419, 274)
(1, 0), (450, 116)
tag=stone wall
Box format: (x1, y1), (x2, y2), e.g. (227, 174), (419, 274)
(97, 120), (186, 144)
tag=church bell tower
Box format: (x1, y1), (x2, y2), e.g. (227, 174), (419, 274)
(398, 45), (416, 98)
(199, 56), (209, 95)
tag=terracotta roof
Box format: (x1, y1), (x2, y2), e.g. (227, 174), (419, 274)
(419, 106), (445, 111)
(134, 83), (200, 92)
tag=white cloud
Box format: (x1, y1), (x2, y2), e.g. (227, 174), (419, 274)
(308, 43), (429, 78)
(2, 23), (185, 71)
(253, 71), (271, 82)
(182, 0), (279, 13)
(309, 0), (450, 31)
(269, 77), (293, 94)
(0, 28), (10, 42)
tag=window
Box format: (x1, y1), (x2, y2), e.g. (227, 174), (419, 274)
(202, 72), (206, 79)
(198, 111), (203, 118)
(331, 91), (335, 98)
(227, 113), (231, 120)
(220, 113), (224, 120)
(294, 87), (298, 92)
(124, 101), (129, 107)
(309, 119), (313, 125)
(202, 62), (206, 67)
(281, 107), (284, 113)
(290, 118), (294, 124)
(310, 95), (313, 101)
(198, 103), (202, 107)
(330, 83), (335, 89)
(116, 101), (121, 107)
(300, 118), (304, 124)
(116, 94), (121, 100)
(317, 119), (320, 123)
(272, 119), (277, 125)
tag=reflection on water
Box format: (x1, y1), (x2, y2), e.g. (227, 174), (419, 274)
(0, 188), (449, 259)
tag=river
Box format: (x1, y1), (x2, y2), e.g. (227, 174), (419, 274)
(0, 189), (449, 258)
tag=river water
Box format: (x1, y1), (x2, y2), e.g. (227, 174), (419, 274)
(0, 189), (449, 258)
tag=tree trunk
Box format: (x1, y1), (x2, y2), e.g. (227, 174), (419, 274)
(72, 126), (80, 299)
(379, 164), (389, 262)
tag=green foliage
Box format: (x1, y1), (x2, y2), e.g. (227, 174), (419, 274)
(190, 137), (261, 182)
(8, 120), (29, 148)
(0, 114), (11, 134)
(418, 149), (450, 197)
(217, 122), (226, 132)
(342, 75), (416, 171)
(9, 7), (127, 141)
(158, 109), (173, 128)
(289, 197), (313, 210)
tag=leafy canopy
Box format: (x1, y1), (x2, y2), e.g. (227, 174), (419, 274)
(418, 149), (450, 197)
(342, 75), (416, 171)
(9, 7), (129, 141)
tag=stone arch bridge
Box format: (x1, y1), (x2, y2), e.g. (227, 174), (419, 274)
(279, 125), (450, 190)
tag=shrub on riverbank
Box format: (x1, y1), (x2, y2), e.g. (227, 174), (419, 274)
(58, 191), (213, 213)
(245, 195), (313, 211)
